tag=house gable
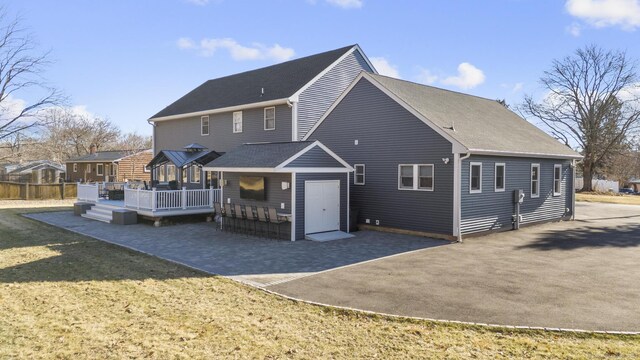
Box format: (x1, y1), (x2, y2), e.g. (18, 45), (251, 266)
(283, 145), (345, 168)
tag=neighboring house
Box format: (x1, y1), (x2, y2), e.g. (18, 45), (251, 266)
(66, 147), (152, 183)
(304, 72), (582, 240)
(141, 44), (582, 240)
(0, 160), (66, 183)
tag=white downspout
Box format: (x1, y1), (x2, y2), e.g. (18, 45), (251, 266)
(571, 159), (582, 221)
(456, 152), (471, 242)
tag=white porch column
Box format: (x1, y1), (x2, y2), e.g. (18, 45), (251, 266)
(182, 187), (187, 209)
(152, 187), (157, 211)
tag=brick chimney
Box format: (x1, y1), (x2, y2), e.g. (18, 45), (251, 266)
(89, 144), (97, 155)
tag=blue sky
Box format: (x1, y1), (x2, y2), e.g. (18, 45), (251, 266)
(7, 0), (640, 136)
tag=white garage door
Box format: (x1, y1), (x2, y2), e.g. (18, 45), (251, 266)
(304, 180), (340, 234)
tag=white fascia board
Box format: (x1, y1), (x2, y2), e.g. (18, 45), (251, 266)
(468, 149), (583, 160)
(149, 98), (289, 123)
(201, 166), (350, 173)
(276, 142), (319, 168)
(275, 141), (353, 171)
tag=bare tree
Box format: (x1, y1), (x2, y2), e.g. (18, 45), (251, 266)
(0, 8), (62, 143)
(522, 45), (640, 191)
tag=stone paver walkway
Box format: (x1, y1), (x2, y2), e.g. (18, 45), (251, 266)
(25, 211), (448, 286)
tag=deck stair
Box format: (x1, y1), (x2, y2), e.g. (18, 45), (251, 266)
(81, 202), (122, 223)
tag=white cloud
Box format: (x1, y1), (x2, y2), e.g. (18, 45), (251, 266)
(512, 82), (524, 93)
(567, 22), (582, 36)
(370, 57), (400, 78)
(440, 62), (486, 90)
(618, 83), (640, 102)
(176, 37), (195, 50)
(416, 68), (438, 85)
(178, 37), (295, 62)
(566, 0), (640, 30)
(326, 0), (363, 9)
(0, 95), (27, 122)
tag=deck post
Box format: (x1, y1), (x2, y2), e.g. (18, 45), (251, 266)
(152, 187), (157, 211)
(209, 185), (214, 208)
(182, 187), (187, 209)
(136, 187), (141, 209)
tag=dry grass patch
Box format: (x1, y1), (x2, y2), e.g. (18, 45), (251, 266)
(1, 207), (639, 359)
(576, 193), (640, 206)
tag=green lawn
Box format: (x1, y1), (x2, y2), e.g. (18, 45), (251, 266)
(1, 202), (639, 359)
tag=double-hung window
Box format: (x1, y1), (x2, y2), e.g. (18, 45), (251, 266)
(167, 165), (176, 182)
(264, 107), (275, 130)
(398, 164), (434, 191)
(191, 166), (201, 183)
(354, 164), (365, 185)
(96, 163), (104, 176)
(531, 164), (540, 198)
(470, 162), (482, 193)
(553, 164), (562, 196)
(495, 163), (505, 192)
(201, 116), (210, 136)
(233, 111), (243, 133)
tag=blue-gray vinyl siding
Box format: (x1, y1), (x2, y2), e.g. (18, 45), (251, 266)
(297, 51), (372, 140)
(306, 78), (455, 236)
(285, 146), (343, 168)
(295, 173), (348, 240)
(460, 156), (573, 234)
(221, 172), (292, 213)
(154, 104), (292, 154)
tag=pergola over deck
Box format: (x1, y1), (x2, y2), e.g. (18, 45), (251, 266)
(147, 143), (222, 189)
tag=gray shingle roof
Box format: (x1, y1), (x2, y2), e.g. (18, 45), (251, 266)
(204, 142), (314, 168)
(150, 45), (356, 119)
(148, 149), (221, 168)
(367, 74), (582, 158)
(67, 151), (131, 162)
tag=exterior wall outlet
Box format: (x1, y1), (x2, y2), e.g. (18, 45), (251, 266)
(281, 202), (285, 209)
(375, 220), (380, 226)
(227, 198), (231, 204)
(354, 139), (359, 145)
(365, 218), (370, 224)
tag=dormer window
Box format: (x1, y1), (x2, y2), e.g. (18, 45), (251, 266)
(264, 107), (275, 130)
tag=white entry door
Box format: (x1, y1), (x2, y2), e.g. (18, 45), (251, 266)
(305, 180), (340, 234)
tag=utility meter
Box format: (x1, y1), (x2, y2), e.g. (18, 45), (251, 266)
(513, 189), (525, 204)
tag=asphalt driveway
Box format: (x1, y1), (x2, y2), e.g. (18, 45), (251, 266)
(268, 202), (640, 332)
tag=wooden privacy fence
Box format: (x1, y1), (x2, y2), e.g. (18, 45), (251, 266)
(0, 181), (77, 200)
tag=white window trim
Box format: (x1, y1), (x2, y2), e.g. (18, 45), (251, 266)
(143, 165), (150, 173)
(494, 162), (506, 192)
(470, 162), (482, 194)
(96, 163), (104, 176)
(397, 164), (434, 191)
(553, 164), (562, 196)
(73, 163), (77, 172)
(232, 111), (243, 133)
(201, 115), (210, 136)
(264, 106), (276, 131)
(531, 163), (540, 198)
(354, 164), (365, 185)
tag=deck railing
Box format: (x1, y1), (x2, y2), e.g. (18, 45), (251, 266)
(77, 182), (99, 202)
(124, 187), (220, 212)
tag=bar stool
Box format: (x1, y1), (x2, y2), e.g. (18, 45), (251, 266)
(224, 203), (235, 232)
(268, 207), (286, 240)
(245, 205), (258, 236)
(257, 207), (269, 238)
(214, 202), (224, 231)
(234, 204), (246, 234)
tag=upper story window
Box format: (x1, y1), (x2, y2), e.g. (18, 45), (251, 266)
(201, 115), (210, 136)
(354, 164), (365, 185)
(73, 163), (78, 172)
(233, 111), (243, 133)
(96, 163), (104, 176)
(398, 164), (434, 191)
(264, 107), (275, 130)
(553, 164), (562, 196)
(531, 163), (540, 198)
(495, 163), (505, 192)
(470, 162), (482, 194)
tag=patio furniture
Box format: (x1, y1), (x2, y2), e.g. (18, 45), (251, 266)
(224, 203), (235, 233)
(234, 204), (246, 234)
(245, 205), (258, 235)
(214, 202), (225, 231)
(268, 207), (286, 240)
(257, 207), (269, 238)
